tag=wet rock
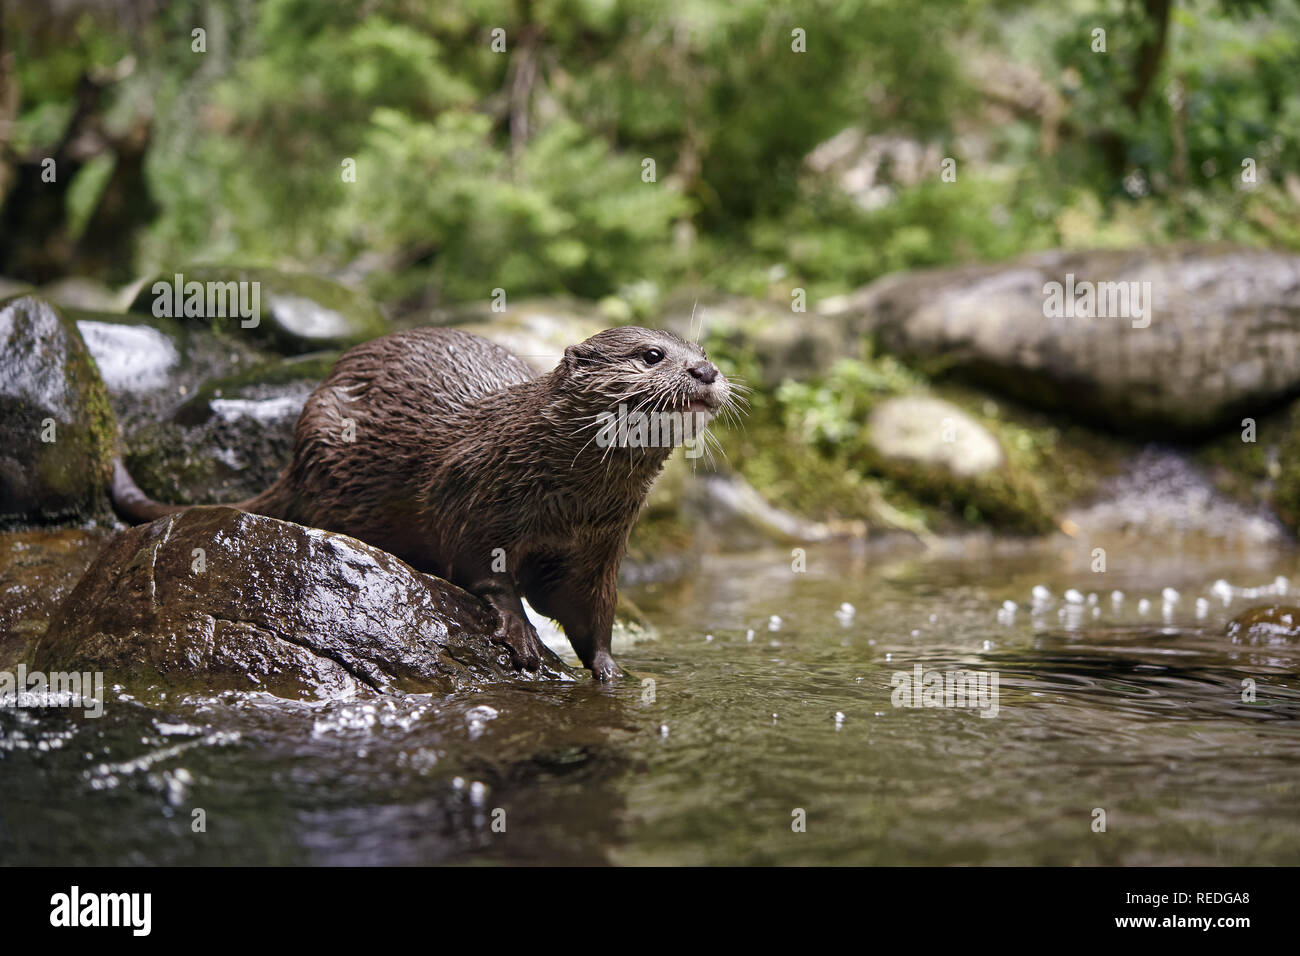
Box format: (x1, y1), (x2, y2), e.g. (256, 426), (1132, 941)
(0, 297), (116, 526)
(128, 268), (386, 354)
(822, 244), (1300, 433)
(1066, 446), (1284, 546)
(34, 507), (573, 699)
(122, 353), (335, 506)
(0, 527), (112, 669)
(71, 307), (272, 435)
(1226, 606), (1300, 645)
(868, 396), (1003, 477)
(417, 298), (606, 374)
(0, 277), (35, 300)
(38, 276), (128, 312)
(660, 295), (842, 386)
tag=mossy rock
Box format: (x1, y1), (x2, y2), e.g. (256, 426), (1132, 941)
(122, 352), (337, 506)
(128, 267), (386, 354)
(0, 296), (117, 526)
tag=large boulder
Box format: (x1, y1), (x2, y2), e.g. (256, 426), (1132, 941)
(0, 297), (116, 525)
(34, 507), (572, 699)
(128, 268), (386, 354)
(822, 244), (1300, 433)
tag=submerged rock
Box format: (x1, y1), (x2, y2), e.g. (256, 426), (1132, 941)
(824, 244), (1300, 433)
(128, 268), (386, 354)
(34, 507), (573, 699)
(0, 297), (116, 525)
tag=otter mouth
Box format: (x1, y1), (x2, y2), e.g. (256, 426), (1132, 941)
(683, 397), (717, 415)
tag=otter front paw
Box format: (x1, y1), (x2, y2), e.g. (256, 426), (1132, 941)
(589, 650), (618, 682)
(497, 615), (543, 671)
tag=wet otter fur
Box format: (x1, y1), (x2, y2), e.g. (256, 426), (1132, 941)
(112, 326), (734, 680)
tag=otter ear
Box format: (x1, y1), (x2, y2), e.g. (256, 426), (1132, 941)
(563, 344), (594, 371)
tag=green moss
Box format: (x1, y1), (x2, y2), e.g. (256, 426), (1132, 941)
(123, 422), (218, 504)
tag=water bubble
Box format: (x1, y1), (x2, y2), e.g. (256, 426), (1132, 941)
(1195, 598), (1209, 619)
(768, 615), (782, 632)
(705, 633), (714, 642)
(1064, 589), (1084, 604)
(1161, 587), (1180, 603)
(1031, 585), (1051, 602)
(746, 629), (755, 642)
(1111, 590), (1124, 605)
(1137, 598), (1151, 614)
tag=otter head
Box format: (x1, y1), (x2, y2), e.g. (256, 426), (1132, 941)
(560, 328), (732, 459)
(562, 327), (731, 418)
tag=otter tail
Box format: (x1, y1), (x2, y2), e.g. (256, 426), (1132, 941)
(109, 459), (189, 523)
(110, 458), (292, 525)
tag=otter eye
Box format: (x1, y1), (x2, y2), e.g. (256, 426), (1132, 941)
(642, 348), (665, 365)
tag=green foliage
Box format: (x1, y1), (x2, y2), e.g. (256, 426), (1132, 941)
(8, 0), (1300, 308)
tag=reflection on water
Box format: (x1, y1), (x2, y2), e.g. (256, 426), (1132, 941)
(2, 538), (1299, 865)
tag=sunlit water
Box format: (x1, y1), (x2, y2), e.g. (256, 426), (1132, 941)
(3, 537), (1299, 865)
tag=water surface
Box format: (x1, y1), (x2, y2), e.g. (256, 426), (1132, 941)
(3, 537), (1298, 865)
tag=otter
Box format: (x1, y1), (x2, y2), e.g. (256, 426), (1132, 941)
(111, 326), (734, 680)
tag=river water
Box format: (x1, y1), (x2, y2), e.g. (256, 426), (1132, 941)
(2, 535), (1298, 865)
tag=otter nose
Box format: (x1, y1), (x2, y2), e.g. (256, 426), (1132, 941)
(688, 361), (718, 384)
